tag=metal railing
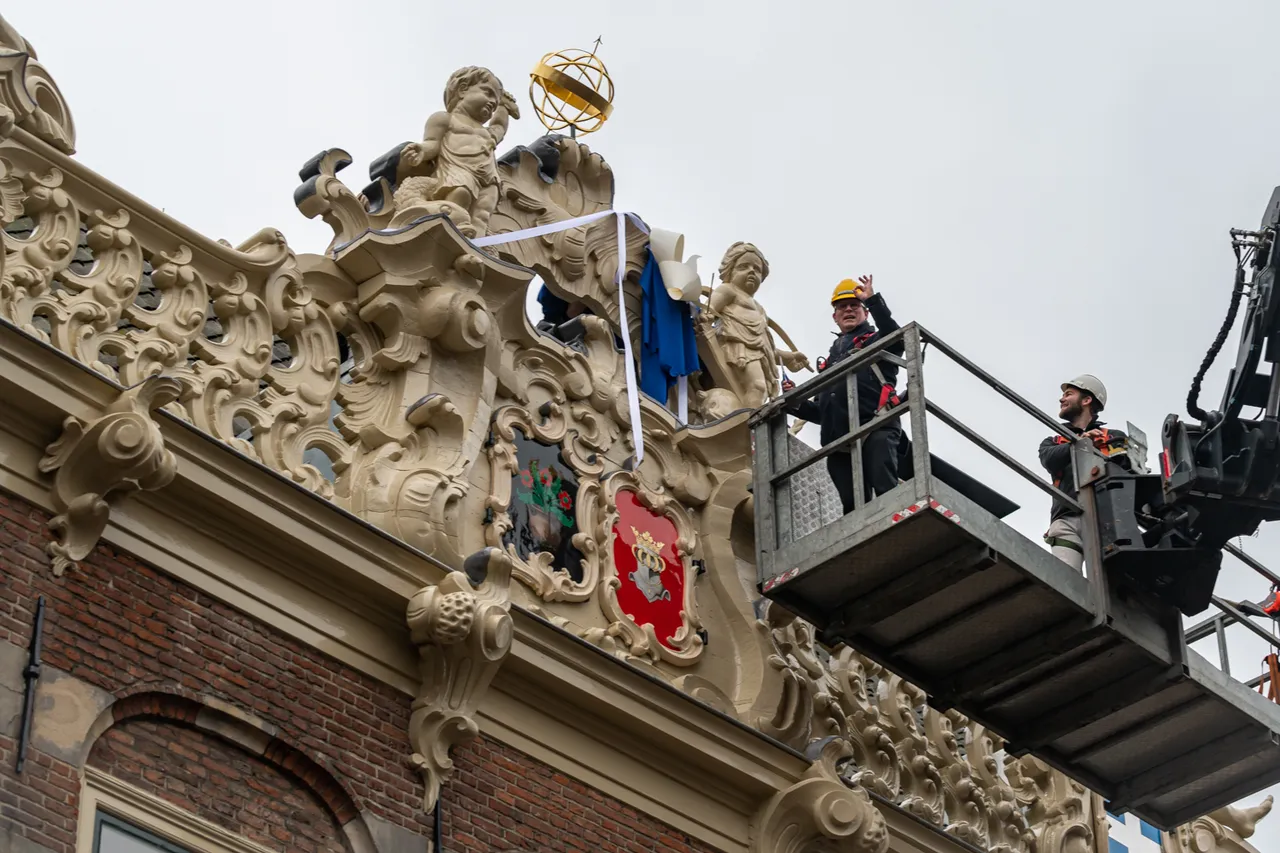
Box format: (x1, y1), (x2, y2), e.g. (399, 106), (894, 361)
(752, 321), (1280, 697)
(751, 322), (1083, 554)
(1185, 543), (1280, 695)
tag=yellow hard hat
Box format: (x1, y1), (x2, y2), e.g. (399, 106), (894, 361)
(831, 278), (862, 305)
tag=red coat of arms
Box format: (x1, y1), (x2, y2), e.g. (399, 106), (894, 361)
(612, 489), (687, 653)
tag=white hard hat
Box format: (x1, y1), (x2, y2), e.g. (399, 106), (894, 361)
(1062, 374), (1107, 411)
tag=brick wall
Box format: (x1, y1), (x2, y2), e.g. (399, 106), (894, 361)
(0, 488), (731, 853)
(445, 737), (722, 853)
(89, 718), (346, 853)
(0, 489), (427, 845)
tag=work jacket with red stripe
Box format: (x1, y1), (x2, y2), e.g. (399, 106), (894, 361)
(1039, 419), (1132, 521)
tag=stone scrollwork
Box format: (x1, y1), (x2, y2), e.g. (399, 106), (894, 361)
(38, 376), (181, 575)
(749, 598), (821, 751)
(880, 673), (945, 826)
(406, 547), (514, 812)
(1006, 755), (1094, 853)
(751, 736), (889, 853)
(0, 14), (75, 153)
(490, 134), (649, 341)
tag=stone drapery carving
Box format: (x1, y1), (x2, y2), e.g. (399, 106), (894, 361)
(698, 241), (809, 418)
(406, 547), (514, 811)
(0, 13), (75, 154)
(391, 66), (520, 237)
(38, 376), (180, 575)
(751, 736), (889, 853)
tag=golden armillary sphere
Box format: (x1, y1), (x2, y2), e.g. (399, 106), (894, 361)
(529, 46), (615, 136)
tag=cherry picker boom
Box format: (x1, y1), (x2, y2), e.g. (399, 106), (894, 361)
(749, 188), (1280, 832)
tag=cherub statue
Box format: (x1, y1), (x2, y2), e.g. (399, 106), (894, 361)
(705, 242), (809, 410)
(392, 66), (520, 237)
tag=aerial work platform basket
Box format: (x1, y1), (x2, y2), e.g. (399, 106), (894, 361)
(750, 322), (1280, 831)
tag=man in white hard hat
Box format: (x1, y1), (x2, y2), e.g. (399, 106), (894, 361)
(1038, 374), (1132, 570)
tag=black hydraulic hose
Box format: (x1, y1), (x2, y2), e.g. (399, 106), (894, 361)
(1188, 264), (1247, 422)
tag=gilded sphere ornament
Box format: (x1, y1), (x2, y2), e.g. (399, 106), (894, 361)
(529, 48), (615, 136)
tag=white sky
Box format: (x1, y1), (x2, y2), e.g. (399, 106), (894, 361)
(15, 0), (1280, 844)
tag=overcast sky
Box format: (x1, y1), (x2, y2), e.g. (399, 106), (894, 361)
(15, 1), (1280, 842)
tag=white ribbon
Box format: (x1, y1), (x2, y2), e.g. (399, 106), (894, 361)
(473, 209), (671, 461)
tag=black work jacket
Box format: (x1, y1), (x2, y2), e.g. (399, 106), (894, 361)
(1039, 419), (1132, 521)
(789, 293), (902, 447)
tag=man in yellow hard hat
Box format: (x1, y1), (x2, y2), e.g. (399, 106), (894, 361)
(786, 275), (904, 513)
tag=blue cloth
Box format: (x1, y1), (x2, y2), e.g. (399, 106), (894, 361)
(638, 250), (699, 402)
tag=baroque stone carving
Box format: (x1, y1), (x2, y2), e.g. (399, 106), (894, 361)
(751, 736), (889, 853)
(749, 599), (821, 750)
(327, 218), (531, 562)
(391, 66), (520, 237)
(38, 376), (180, 575)
(489, 134), (649, 341)
(697, 242), (808, 418)
(1006, 755), (1095, 853)
(1209, 795), (1273, 840)
(593, 471), (704, 666)
(1168, 795), (1273, 852)
(406, 547), (514, 811)
(0, 14), (75, 153)
(485, 404), (603, 602)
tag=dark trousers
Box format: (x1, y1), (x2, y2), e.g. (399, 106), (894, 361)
(826, 425), (902, 515)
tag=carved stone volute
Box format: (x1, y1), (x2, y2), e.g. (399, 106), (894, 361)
(0, 14), (75, 153)
(751, 736), (889, 853)
(406, 547), (514, 811)
(330, 214), (533, 562)
(38, 376), (180, 575)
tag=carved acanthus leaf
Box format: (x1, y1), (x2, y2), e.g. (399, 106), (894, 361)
(406, 548), (514, 812)
(751, 736), (889, 853)
(38, 376), (180, 575)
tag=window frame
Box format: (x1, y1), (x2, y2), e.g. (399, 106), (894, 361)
(78, 767), (277, 853)
(94, 812), (192, 853)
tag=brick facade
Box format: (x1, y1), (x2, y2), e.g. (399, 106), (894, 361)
(89, 718), (347, 853)
(0, 489), (726, 853)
